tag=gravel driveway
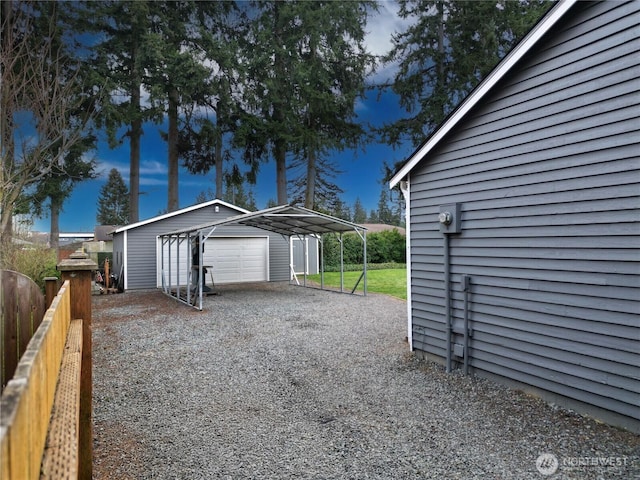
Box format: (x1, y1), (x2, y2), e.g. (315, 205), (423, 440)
(92, 283), (638, 479)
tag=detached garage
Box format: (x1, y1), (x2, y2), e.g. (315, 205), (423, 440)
(112, 199), (294, 291)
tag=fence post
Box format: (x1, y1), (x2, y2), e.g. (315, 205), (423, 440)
(44, 276), (60, 309)
(58, 249), (97, 480)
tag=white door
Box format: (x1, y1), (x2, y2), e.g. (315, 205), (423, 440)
(204, 237), (269, 284)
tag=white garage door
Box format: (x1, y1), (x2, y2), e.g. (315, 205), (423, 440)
(204, 237), (269, 284)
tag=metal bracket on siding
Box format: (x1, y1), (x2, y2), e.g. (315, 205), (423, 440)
(461, 274), (472, 375)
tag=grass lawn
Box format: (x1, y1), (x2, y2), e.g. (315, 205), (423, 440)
(306, 269), (407, 300)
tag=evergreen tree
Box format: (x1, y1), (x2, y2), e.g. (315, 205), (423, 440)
(237, 1), (376, 208)
(377, 188), (394, 225)
(29, 138), (97, 248)
(24, 2), (98, 248)
(222, 164), (258, 211)
(352, 197), (368, 224)
(381, 0), (551, 147)
(178, 3), (242, 199)
(97, 168), (130, 225)
(265, 198), (278, 209)
(83, 0), (160, 223)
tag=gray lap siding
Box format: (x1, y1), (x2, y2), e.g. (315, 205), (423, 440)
(408, 1), (639, 427)
(116, 203), (290, 290)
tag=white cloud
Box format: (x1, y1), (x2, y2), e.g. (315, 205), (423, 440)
(366, 0), (415, 84)
(366, 1), (404, 57)
(140, 160), (167, 176)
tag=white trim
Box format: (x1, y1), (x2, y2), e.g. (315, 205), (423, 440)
(59, 232), (94, 239)
(123, 230), (128, 291)
(400, 179), (413, 350)
(390, 0), (577, 188)
(114, 199), (249, 233)
(155, 235), (162, 288)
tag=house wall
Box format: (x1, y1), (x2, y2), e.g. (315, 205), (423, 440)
(113, 203), (289, 290)
(407, 1), (639, 430)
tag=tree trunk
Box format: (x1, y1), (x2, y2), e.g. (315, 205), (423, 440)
(272, 2), (288, 206)
(215, 127), (223, 199)
(167, 87), (179, 212)
(275, 136), (287, 205)
(129, 66), (141, 223)
(437, 0), (446, 123)
(49, 196), (61, 250)
(129, 13), (142, 223)
(304, 148), (316, 209)
(1, 0), (14, 242)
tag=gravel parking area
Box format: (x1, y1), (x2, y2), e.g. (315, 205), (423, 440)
(93, 283), (639, 479)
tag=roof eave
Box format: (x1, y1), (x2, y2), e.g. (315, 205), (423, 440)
(389, 0), (576, 189)
(113, 198), (249, 234)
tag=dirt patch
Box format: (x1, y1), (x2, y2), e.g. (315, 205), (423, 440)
(93, 290), (200, 323)
(93, 420), (149, 480)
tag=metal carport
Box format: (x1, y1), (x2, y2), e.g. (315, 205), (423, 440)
(158, 204), (368, 310)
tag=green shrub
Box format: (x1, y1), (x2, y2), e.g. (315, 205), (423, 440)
(321, 229), (405, 268)
(321, 262), (406, 273)
(1, 243), (59, 291)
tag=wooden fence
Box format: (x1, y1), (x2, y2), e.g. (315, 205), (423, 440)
(1, 270), (46, 388)
(0, 280), (84, 479)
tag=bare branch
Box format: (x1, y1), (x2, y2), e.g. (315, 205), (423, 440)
(1, 1), (97, 237)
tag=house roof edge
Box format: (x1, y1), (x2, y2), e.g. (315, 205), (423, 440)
(389, 0), (577, 189)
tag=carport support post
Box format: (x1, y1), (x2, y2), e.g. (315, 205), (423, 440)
(320, 235), (324, 289)
(339, 233), (344, 293)
(363, 230), (367, 296)
(58, 249), (97, 480)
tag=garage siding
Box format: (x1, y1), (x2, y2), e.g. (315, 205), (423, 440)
(408, 1), (639, 425)
(115, 202), (290, 290)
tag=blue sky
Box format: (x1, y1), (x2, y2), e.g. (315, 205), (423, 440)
(32, 1), (415, 233)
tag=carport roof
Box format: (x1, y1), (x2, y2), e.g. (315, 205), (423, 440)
(161, 204), (367, 238)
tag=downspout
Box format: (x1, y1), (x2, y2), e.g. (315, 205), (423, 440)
(444, 233), (452, 373)
(399, 180), (412, 350)
(438, 203), (461, 374)
(462, 274), (471, 375)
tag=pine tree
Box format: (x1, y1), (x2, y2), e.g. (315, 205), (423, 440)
(97, 169), (130, 225)
(353, 197), (368, 224)
(82, 1), (160, 224)
(377, 188), (394, 225)
(381, 0), (551, 147)
(237, 1), (376, 208)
